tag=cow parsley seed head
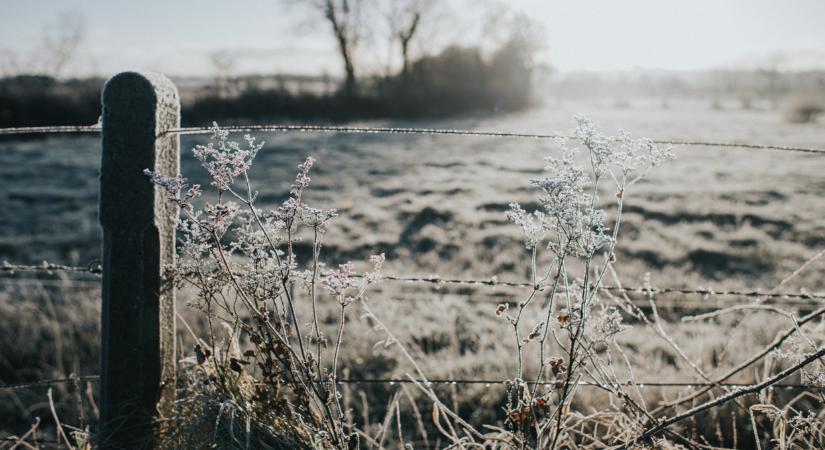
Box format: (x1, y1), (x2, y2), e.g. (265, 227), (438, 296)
(193, 122), (263, 191)
(572, 115), (675, 186)
(366, 253), (386, 283)
(590, 307), (629, 341)
(508, 116), (672, 259)
(143, 170), (202, 210)
(322, 254), (384, 306)
(507, 203), (545, 250)
(190, 202), (241, 237)
(269, 156), (317, 223)
(298, 205), (338, 230)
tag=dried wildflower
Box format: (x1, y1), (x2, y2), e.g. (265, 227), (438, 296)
(495, 303), (509, 317)
(522, 321), (544, 344)
(546, 357), (566, 376)
(298, 205), (338, 229)
(591, 307), (629, 341)
(506, 203), (545, 249)
(323, 262), (357, 306)
(192, 123), (263, 191)
(269, 157), (316, 223)
(203, 202), (240, 234)
(194, 344), (210, 365)
(322, 254), (385, 306)
(509, 116), (673, 260)
(143, 170), (202, 210)
(365, 253), (385, 283)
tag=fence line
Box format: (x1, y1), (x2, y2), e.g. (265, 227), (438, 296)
(164, 124), (825, 155)
(2, 124), (825, 155)
(2, 73), (824, 445)
(0, 125), (101, 135)
(0, 375), (100, 391)
(0, 374), (813, 392)
(2, 261), (102, 275)
(1, 278), (820, 310)
(380, 275), (825, 301)
(2, 276), (821, 310)
(3, 261), (823, 302)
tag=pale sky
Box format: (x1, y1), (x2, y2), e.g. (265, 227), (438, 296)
(1, 0), (824, 78)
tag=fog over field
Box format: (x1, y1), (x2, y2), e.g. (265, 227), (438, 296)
(3, 1), (825, 448)
(3, 99), (823, 289)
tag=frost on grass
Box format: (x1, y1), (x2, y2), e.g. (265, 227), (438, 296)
(500, 116), (675, 447)
(142, 118), (825, 449)
(147, 125), (382, 449)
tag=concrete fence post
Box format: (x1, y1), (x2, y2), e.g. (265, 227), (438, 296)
(99, 71), (180, 448)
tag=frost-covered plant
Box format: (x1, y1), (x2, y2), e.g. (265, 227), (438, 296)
(147, 123), (383, 449)
(501, 116), (674, 447)
(138, 118), (825, 450)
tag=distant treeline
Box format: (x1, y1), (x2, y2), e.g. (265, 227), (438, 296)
(0, 44), (534, 128)
(0, 75), (103, 127)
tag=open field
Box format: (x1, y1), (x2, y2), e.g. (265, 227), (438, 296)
(2, 97), (824, 447)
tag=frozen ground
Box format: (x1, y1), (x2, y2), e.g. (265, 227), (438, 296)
(1, 97), (824, 444)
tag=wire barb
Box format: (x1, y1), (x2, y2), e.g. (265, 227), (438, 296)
(2, 261), (822, 302)
(2, 260), (102, 276)
(379, 274), (825, 301)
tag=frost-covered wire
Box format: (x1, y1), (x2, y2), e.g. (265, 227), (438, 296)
(2, 260), (102, 276)
(162, 124), (825, 155)
(2, 124), (823, 154)
(3, 260), (822, 302)
(0, 125), (101, 135)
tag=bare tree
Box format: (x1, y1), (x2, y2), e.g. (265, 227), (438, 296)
(210, 50), (239, 98)
(306, 0), (366, 97)
(40, 12), (85, 78)
(385, 0), (431, 76)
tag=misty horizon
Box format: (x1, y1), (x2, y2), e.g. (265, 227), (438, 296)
(3, 0), (825, 79)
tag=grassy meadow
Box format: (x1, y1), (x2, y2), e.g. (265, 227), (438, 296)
(1, 97), (824, 447)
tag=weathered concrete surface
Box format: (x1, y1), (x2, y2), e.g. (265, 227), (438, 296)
(99, 71), (179, 449)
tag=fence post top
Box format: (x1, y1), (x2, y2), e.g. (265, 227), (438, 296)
(102, 71), (179, 105)
(99, 70), (180, 229)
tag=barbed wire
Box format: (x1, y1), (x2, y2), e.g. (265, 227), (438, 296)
(380, 293), (822, 310)
(0, 125), (101, 136)
(334, 379), (815, 389)
(3, 261), (822, 302)
(0, 374), (813, 392)
(1, 124), (824, 155)
(164, 125), (825, 155)
(379, 275), (825, 301)
(0, 277), (817, 309)
(1, 261), (102, 276)
(0, 375), (99, 391)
